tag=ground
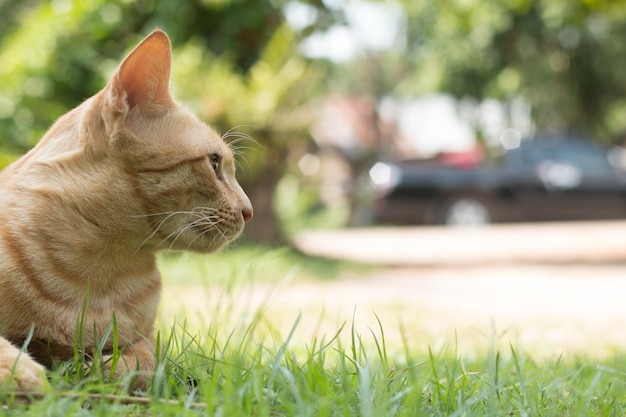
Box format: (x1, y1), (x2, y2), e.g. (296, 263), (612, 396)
(293, 221), (626, 356)
(162, 220), (626, 360)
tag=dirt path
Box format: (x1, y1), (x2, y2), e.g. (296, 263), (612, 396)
(283, 222), (626, 356)
(163, 221), (626, 357)
(294, 220), (626, 266)
(238, 263), (626, 356)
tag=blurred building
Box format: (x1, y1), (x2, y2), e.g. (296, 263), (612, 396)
(308, 94), (533, 214)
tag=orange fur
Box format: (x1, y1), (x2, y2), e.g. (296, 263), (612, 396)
(0, 30), (252, 391)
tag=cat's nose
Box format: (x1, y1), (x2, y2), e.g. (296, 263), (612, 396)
(242, 206), (253, 223)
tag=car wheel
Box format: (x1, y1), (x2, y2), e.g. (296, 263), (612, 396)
(442, 196), (492, 226)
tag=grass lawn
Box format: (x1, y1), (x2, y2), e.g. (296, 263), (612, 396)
(2, 245), (626, 415)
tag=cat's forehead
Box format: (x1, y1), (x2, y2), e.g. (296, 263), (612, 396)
(182, 119), (224, 150)
(160, 109), (230, 156)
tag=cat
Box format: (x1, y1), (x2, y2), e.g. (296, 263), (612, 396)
(0, 29), (253, 391)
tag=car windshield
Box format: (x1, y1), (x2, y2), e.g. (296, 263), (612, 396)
(520, 142), (612, 176)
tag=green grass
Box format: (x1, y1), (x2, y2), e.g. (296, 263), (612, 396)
(157, 243), (374, 285)
(2, 247), (626, 415)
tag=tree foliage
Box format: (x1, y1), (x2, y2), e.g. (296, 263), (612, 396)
(0, 0), (329, 150)
(324, 0), (626, 142)
(5, 1), (626, 236)
(0, 0), (334, 241)
(398, 0), (626, 140)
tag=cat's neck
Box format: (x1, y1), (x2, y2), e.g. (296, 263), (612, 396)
(0, 190), (160, 307)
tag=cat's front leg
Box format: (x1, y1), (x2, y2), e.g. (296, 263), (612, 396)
(105, 336), (155, 392)
(0, 337), (48, 390)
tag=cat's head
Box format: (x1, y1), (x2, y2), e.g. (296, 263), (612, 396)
(101, 30), (253, 253)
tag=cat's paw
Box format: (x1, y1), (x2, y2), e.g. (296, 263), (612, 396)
(104, 339), (155, 393)
(0, 340), (48, 391)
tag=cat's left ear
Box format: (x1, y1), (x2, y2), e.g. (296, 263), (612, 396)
(109, 29), (174, 117)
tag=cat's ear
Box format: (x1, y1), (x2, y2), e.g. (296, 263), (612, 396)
(109, 29), (174, 117)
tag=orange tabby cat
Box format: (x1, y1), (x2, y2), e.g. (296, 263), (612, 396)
(0, 30), (252, 390)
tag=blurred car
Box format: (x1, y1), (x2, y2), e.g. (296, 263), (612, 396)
(367, 137), (626, 226)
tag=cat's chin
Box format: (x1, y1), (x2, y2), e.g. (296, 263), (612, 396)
(187, 240), (234, 254)
(160, 240), (228, 254)
(182, 228), (244, 254)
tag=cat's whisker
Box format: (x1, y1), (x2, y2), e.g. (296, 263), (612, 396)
(223, 133), (258, 147)
(224, 144), (255, 169)
(189, 210), (228, 240)
(186, 219), (227, 250)
(189, 209), (220, 218)
(226, 143), (257, 157)
(134, 210), (201, 254)
(161, 222), (195, 252)
(134, 212), (182, 254)
(152, 209), (227, 251)
(195, 220), (227, 239)
(189, 217), (224, 235)
(223, 135), (260, 155)
(222, 128), (262, 170)
(177, 218), (225, 251)
(161, 214), (210, 247)
(221, 124), (258, 141)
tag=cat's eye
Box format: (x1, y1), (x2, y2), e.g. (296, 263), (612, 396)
(210, 153), (221, 172)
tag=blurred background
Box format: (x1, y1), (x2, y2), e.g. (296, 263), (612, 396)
(6, 0), (626, 356)
(2, 0), (626, 241)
